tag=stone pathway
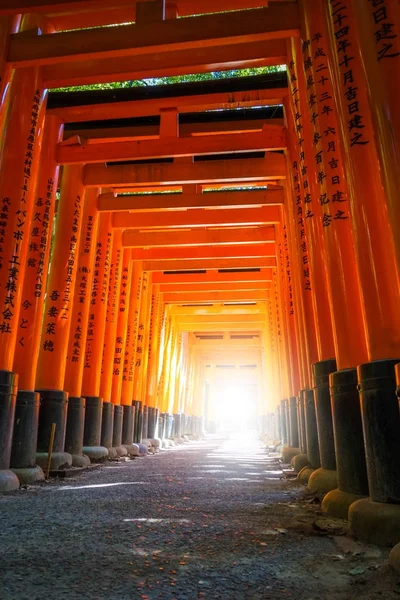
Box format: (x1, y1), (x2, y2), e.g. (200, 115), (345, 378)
(0, 434), (398, 599)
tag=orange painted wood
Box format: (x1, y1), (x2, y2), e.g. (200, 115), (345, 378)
(99, 190), (284, 213)
(132, 271), (151, 401)
(63, 188), (100, 397)
(42, 40), (287, 87)
(57, 127), (286, 165)
(163, 290), (267, 303)
(122, 226), (275, 248)
(99, 230), (123, 401)
(36, 166), (85, 389)
(159, 282), (269, 292)
(81, 213), (113, 397)
(84, 157), (286, 187)
(152, 270), (272, 284)
(110, 249), (133, 404)
(13, 115), (63, 389)
(326, 0), (400, 360)
(112, 207), (281, 229)
(133, 243), (276, 261)
(0, 0), (289, 17)
(0, 69), (47, 373)
(142, 257), (275, 271)
(120, 262), (142, 406)
(50, 88), (287, 124)
(8, 6), (299, 67)
(62, 119), (284, 141)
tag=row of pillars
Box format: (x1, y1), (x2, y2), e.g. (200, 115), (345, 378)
(261, 0), (400, 549)
(0, 149), (205, 488)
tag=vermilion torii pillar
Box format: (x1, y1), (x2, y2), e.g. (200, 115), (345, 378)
(121, 261), (142, 452)
(99, 229), (124, 457)
(324, 0), (400, 546)
(81, 213), (113, 461)
(110, 249), (133, 456)
(299, 0), (369, 518)
(35, 166), (85, 471)
(63, 188), (100, 467)
(11, 115), (63, 484)
(0, 14), (47, 491)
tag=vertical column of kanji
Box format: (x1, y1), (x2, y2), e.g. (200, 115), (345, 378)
(122, 263), (142, 445)
(325, 0), (400, 545)
(299, 0), (369, 517)
(352, 0), (400, 278)
(0, 16), (21, 137)
(34, 166), (84, 471)
(286, 42), (339, 492)
(120, 261), (142, 451)
(146, 286), (161, 409)
(81, 212), (113, 461)
(276, 229), (302, 459)
(62, 188), (99, 467)
(133, 271), (150, 440)
(143, 281), (157, 440)
(98, 229), (123, 457)
(110, 249), (132, 456)
(155, 304), (169, 440)
(283, 171), (321, 480)
(0, 22), (47, 490)
(11, 115), (63, 484)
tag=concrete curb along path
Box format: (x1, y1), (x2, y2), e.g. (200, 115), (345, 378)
(0, 434), (398, 599)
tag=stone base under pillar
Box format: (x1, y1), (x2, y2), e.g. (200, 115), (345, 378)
(12, 466), (45, 485)
(0, 469), (20, 492)
(83, 446), (109, 462)
(297, 466), (315, 484)
(70, 454), (91, 468)
(322, 488), (366, 520)
(107, 447), (119, 459)
(36, 452), (72, 471)
(307, 468), (337, 495)
(123, 444), (140, 457)
(389, 543), (400, 573)
(292, 453), (310, 473)
(114, 445), (128, 457)
(282, 446), (300, 463)
(350, 498), (400, 546)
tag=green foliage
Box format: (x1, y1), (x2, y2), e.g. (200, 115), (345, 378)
(51, 66), (285, 92)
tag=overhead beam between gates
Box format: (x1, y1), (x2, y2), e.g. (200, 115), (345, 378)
(83, 156), (286, 187)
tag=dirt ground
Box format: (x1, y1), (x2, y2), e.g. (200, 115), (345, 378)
(0, 434), (399, 599)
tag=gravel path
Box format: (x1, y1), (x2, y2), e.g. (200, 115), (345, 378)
(0, 433), (399, 599)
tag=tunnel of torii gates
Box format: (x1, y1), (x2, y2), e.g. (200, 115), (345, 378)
(0, 0), (399, 548)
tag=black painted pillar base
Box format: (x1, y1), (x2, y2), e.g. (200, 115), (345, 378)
(36, 389), (72, 471)
(280, 399), (288, 445)
(101, 401), (117, 458)
(112, 405), (127, 456)
(308, 359), (338, 495)
(65, 397), (90, 467)
(141, 405), (149, 441)
(158, 413), (166, 441)
(349, 359), (400, 546)
(288, 396), (299, 449)
(0, 371), (21, 491)
(322, 368), (369, 520)
(165, 414), (174, 439)
(10, 390), (44, 484)
(297, 389), (320, 485)
(133, 400), (142, 443)
(147, 407), (157, 439)
(122, 404), (139, 456)
(172, 413), (182, 439)
(292, 391), (310, 474)
(82, 396), (108, 462)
